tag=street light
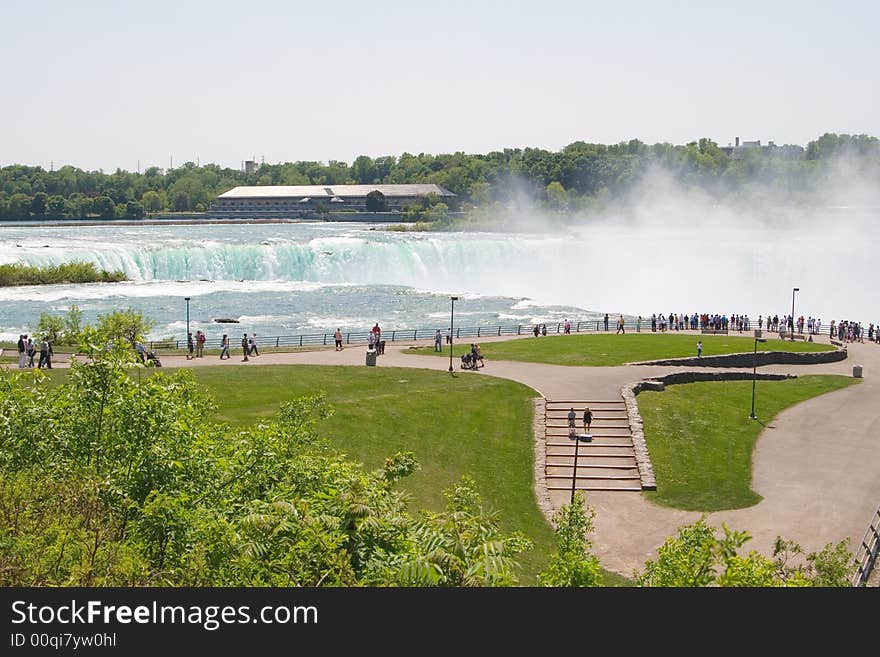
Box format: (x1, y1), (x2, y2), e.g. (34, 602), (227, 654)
(448, 296), (458, 373)
(570, 431), (581, 505)
(790, 287), (799, 340)
(185, 297), (191, 357)
(750, 335), (767, 419)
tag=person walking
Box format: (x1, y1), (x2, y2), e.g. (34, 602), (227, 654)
(38, 336), (52, 369)
(564, 319), (571, 335)
(567, 407), (577, 438)
(335, 328), (344, 351)
(583, 407), (592, 436)
(219, 334), (230, 359)
(697, 340), (703, 357)
(241, 333), (249, 362)
(249, 333), (259, 356)
(434, 329), (442, 352)
(17, 335), (27, 369)
(26, 337), (36, 367)
(617, 315), (625, 334)
(446, 328), (452, 345)
(187, 332), (194, 360)
(474, 343), (484, 367)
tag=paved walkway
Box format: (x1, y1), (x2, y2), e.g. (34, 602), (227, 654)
(41, 331), (880, 577)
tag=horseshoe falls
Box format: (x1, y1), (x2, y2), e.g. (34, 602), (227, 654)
(0, 217), (876, 341)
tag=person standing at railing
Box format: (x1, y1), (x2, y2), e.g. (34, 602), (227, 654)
(241, 333), (249, 362)
(604, 314), (609, 331)
(335, 328), (344, 351)
(434, 329), (442, 352)
(446, 327), (452, 345)
(636, 316), (641, 332)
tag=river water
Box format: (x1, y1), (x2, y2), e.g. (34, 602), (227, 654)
(0, 218), (875, 342)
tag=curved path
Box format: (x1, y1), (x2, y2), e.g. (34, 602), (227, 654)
(46, 332), (880, 576)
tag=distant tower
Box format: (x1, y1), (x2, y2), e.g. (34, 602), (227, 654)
(735, 137), (740, 147)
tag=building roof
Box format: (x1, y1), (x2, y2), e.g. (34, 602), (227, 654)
(217, 184), (454, 199)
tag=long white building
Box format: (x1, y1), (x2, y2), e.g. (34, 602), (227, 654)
(212, 184), (455, 216)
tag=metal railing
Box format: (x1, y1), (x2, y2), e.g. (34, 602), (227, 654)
(852, 502), (880, 587)
(146, 317), (812, 352)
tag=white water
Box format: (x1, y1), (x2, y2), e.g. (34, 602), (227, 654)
(0, 216), (876, 341)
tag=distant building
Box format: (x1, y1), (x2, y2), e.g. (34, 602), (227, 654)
(244, 160), (258, 174)
(211, 184), (455, 217)
(719, 137), (803, 159)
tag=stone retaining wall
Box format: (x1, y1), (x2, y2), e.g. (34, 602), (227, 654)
(620, 386), (656, 491)
(622, 371), (798, 492)
(635, 346), (845, 368)
(531, 398), (557, 525)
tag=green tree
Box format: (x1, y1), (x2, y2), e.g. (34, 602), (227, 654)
(124, 200), (145, 219)
(636, 518), (854, 587)
(91, 195), (117, 219)
(46, 195), (68, 219)
(365, 189), (387, 212)
(35, 313), (65, 344)
(545, 181), (568, 210)
(78, 308), (154, 354)
(351, 156), (378, 184)
(30, 192), (48, 217)
(141, 190), (163, 213)
(538, 493), (603, 586)
(7, 193), (31, 219)
(172, 190), (191, 212)
(64, 305), (83, 344)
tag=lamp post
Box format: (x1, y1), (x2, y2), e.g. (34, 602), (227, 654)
(185, 297), (191, 355)
(790, 287), (799, 340)
(570, 432), (581, 505)
(448, 296), (458, 373)
(750, 335), (767, 419)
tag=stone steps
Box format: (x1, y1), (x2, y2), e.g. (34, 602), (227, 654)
(545, 398), (643, 492)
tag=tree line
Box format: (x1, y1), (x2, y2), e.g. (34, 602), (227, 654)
(0, 132), (877, 221)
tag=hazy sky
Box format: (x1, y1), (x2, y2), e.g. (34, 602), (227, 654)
(2, 0), (877, 172)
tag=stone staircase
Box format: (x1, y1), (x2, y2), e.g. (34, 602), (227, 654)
(544, 399), (642, 492)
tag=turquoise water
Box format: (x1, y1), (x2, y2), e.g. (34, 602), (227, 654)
(0, 222), (597, 342)
(0, 219), (874, 342)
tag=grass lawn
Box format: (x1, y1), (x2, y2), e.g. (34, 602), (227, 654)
(17, 363), (632, 585)
(188, 364), (618, 585)
(405, 333), (833, 367)
(638, 375), (859, 512)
